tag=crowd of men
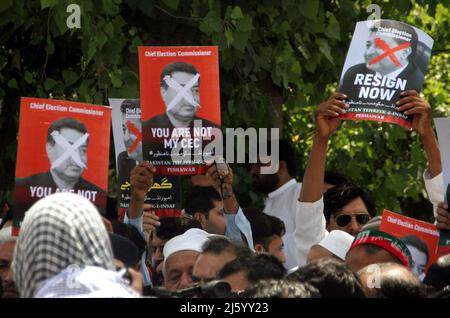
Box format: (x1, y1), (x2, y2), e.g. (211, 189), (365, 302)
(1, 87), (450, 298)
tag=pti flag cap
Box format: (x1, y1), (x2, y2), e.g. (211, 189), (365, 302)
(350, 229), (412, 267)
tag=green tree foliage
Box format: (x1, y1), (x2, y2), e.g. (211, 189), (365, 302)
(0, 0), (449, 220)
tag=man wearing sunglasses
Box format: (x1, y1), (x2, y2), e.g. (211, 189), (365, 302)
(298, 90), (437, 248)
(323, 182), (376, 235)
(297, 92), (377, 263)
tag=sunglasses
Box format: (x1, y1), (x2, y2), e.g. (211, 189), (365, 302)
(335, 213), (370, 227)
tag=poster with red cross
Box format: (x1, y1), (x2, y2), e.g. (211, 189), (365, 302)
(109, 98), (182, 219)
(138, 46), (221, 175)
(380, 210), (440, 280)
(338, 20), (433, 128)
(12, 98), (111, 235)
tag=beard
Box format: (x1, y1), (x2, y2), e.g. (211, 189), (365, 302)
(1, 280), (18, 298)
(252, 173), (280, 194)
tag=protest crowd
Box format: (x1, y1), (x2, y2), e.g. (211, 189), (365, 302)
(1, 19), (450, 299)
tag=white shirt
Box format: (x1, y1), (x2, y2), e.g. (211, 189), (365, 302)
(295, 198), (328, 266)
(264, 179), (326, 269)
(264, 179), (300, 234)
(423, 169), (444, 219)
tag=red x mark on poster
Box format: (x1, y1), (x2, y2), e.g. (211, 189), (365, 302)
(369, 37), (411, 67)
(126, 121), (142, 154)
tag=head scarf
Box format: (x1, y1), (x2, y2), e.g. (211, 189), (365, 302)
(13, 192), (114, 298)
(34, 266), (139, 298)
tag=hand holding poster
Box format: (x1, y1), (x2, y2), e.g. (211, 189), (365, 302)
(338, 19), (433, 128)
(109, 98), (182, 217)
(433, 118), (450, 255)
(138, 46), (221, 175)
(12, 98), (111, 235)
(380, 209), (440, 281)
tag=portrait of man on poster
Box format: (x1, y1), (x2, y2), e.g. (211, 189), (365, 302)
(117, 99), (142, 189)
(16, 117), (104, 195)
(339, 20), (426, 98)
(143, 61), (218, 129)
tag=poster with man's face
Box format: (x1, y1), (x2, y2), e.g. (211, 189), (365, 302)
(109, 98), (182, 217)
(138, 46), (221, 175)
(12, 98), (111, 235)
(380, 210), (440, 281)
(338, 19), (434, 128)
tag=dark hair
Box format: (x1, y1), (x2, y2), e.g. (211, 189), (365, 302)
(154, 215), (202, 241)
(323, 182), (376, 223)
(242, 207), (286, 249)
(111, 220), (146, 257)
(105, 197), (118, 221)
(202, 236), (251, 258)
(400, 235), (430, 262)
(160, 62), (199, 89)
(46, 117), (88, 145)
(287, 258), (365, 298)
(365, 263), (426, 298)
(120, 99), (140, 113)
(279, 139), (297, 177)
(0, 203), (12, 230)
(324, 171), (348, 187)
(109, 233), (139, 268)
(184, 186), (222, 219)
(423, 254), (450, 290)
(239, 279), (320, 298)
(218, 253), (286, 283)
(363, 244), (388, 255)
(369, 20), (418, 63)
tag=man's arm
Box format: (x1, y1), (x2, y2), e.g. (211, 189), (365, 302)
(124, 162), (157, 237)
(397, 90), (442, 177)
(397, 90), (443, 217)
(299, 93), (348, 202)
(128, 161), (156, 219)
(203, 162), (254, 245)
(436, 202), (450, 230)
(205, 162), (239, 214)
(294, 93), (347, 266)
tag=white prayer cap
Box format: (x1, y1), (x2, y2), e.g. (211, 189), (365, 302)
(163, 228), (210, 263)
(318, 230), (354, 260)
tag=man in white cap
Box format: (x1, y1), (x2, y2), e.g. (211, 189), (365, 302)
(162, 228), (210, 291)
(306, 230), (354, 264)
(0, 223), (18, 298)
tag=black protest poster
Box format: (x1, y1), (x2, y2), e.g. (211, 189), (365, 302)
(109, 98), (182, 218)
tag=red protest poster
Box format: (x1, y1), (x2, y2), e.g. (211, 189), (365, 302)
(139, 46), (221, 175)
(338, 20), (433, 128)
(12, 97), (111, 234)
(380, 209), (439, 280)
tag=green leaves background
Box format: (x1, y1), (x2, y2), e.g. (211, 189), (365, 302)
(0, 0), (449, 220)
